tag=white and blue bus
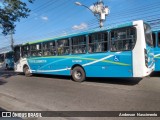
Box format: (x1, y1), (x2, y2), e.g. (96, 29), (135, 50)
(0, 51), (14, 69)
(152, 29), (160, 71)
(14, 20), (154, 82)
(4, 51), (14, 69)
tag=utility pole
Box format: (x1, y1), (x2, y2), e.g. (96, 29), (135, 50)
(10, 31), (14, 51)
(75, 0), (109, 28)
(92, 0), (110, 27)
(1, 23), (14, 51)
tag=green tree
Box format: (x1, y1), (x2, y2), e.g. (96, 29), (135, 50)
(0, 0), (34, 35)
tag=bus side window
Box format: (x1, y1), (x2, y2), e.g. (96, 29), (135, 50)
(110, 27), (136, 52)
(36, 44), (42, 56)
(49, 42), (56, 56)
(89, 32), (108, 53)
(22, 45), (30, 58)
(72, 36), (86, 54)
(30, 44), (42, 57)
(42, 41), (56, 56)
(43, 42), (52, 56)
(57, 39), (69, 55)
(111, 43), (116, 51)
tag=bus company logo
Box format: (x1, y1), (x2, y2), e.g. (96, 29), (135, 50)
(2, 112), (11, 117)
(29, 60), (47, 63)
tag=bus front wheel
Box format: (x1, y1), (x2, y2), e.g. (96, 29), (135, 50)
(23, 66), (32, 77)
(72, 66), (85, 82)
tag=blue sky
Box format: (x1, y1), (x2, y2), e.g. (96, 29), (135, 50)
(0, 0), (160, 49)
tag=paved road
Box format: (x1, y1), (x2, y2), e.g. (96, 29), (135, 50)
(0, 69), (160, 120)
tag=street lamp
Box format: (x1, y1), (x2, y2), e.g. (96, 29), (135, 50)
(75, 2), (96, 16)
(75, 0), (110, 28)
(75, 2), (82, 6)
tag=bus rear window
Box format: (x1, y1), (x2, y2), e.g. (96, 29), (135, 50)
(144, 23), (153, 47)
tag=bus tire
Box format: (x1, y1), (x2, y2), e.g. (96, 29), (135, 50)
(72, 66), (85, 82)
(23, 66), (32, 77)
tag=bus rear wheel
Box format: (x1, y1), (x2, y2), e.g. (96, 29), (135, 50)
(72, 66), (85, 82)
(23, 66), (32, 77)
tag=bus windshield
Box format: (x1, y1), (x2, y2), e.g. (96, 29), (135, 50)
(144, 23), (153, 47)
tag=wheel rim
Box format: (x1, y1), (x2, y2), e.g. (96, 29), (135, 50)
(74, 70), (82, 80)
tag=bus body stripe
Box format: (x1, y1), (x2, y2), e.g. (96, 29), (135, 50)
(82, 55), (114, 67)
(31, 52), (131, 73)
(154, 54), (160, 58)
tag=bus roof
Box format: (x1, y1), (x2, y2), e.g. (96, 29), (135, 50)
(25, 21), (134, 45)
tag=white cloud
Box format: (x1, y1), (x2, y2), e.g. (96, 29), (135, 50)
(41, 16), (48, 21)
(72, 23), (88, 30)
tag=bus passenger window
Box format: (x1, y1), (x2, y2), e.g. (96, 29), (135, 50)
(71, 36), (86, 54)
(49, 42), (56, 56)
(42, 41), (55, 56)
(22, 45), (30, 58)
(110, 27), (136, 52)
(57, 39), (69, 55)
(111, 43), (116, 51)
(89, 32), (108, 53)
(30, 43), (42, 57)
(43, 42), (50, 56)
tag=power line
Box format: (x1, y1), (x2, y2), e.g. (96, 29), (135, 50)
(2, 0), (160, 48)
(19, 1), (160, 35)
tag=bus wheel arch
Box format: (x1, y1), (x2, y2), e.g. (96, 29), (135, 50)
(71, 65), (86, 82)
(23, 64), (32, 77)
